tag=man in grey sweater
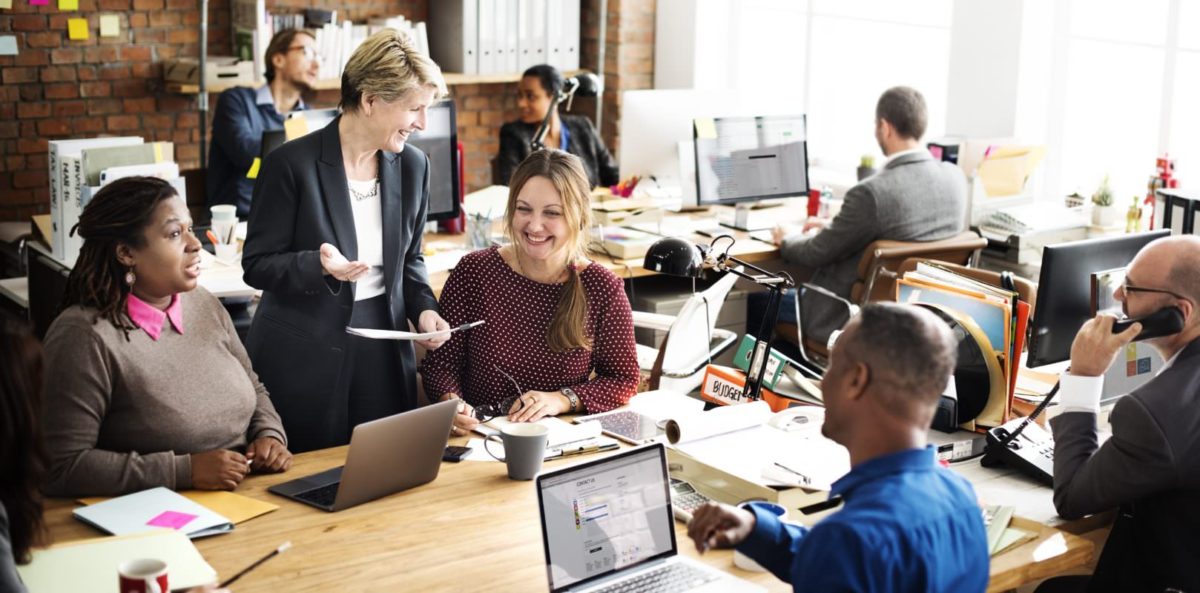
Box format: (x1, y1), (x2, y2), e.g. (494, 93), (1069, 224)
(749, 86), (967, 348)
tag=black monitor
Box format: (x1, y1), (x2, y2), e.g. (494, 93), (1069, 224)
(1027, 229), (1170, 368)
(693, 114), (809, 230)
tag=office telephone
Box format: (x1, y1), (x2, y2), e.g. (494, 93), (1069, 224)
(1112, 307), (1184, 341)
(982, 416), (1055, 486)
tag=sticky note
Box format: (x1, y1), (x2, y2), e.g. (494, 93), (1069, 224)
(0, 0), (12, 10)
(246, 157), (261, 179)
(0, 36), (16, 56)
(694, 117), (717, 140)
(283, 117), (308, 141)
(29, 0), (47, 5)
(146, 510), (197, 530)
(58, 0), (77, 10)
(99, 14), (119, 37)
(67, 18), (88, 40)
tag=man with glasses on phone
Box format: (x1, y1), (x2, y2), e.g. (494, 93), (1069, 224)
(207, 28), (319, 218)
(1037, 236), (1200, 593)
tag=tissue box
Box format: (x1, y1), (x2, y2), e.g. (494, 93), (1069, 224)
(163, 57), (255, 87)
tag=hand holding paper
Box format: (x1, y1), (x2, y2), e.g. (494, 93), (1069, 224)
(416, 309), (452, 350)
(345, 320), (483, 341)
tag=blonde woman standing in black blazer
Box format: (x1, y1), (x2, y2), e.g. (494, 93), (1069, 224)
(243, 29), (451, 453)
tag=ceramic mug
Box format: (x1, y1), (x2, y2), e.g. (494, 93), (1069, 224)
(484, 423), (549, 480)
(118, 558), (168, 593)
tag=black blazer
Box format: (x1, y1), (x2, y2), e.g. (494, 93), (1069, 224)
(1051, 337), (1200, 592)
(495, 114), (619, 188)
(241, 117), (439, 413)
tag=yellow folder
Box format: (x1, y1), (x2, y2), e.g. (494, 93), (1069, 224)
(79, 489), (279, 525)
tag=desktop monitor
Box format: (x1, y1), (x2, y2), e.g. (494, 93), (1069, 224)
(1027, 229), (1170, 368)
(693, 114), (809, 230)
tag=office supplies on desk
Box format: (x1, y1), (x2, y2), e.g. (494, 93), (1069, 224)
(268, 400), (457, 511)
(218, 541), (292, 588)
(573, 390), (705, 444)
(73, 487), (234, 538)
(16, 530), (217, 593)
(536, 443), (764, 592)
(79, 490), (278, 525)
(345, 320), (483, 341)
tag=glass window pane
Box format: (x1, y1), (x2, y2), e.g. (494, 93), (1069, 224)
(806, 16), (950, 169)
(733, 0), (807, 99)
(1168, 52), (1200, 182)
(811, 0), (952, 28)
(1070, 0), (1169, 45)
(1178, 0), (1200, 51)
(1057, 40), (1164, 200)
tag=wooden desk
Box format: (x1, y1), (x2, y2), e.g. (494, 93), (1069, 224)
(41, 441), (1091, 592)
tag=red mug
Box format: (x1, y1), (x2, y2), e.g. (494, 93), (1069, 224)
(119, 558), (168, 593)
(807, 188), (822, 217)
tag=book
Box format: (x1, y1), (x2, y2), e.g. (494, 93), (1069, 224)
(73, 486), (234, 539)
(81, 141), (174, 187)
(47, 137), (142, 262)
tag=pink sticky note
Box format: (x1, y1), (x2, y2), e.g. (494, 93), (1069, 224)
(146, 510), (198, 530)
(29, 0), (48, 5)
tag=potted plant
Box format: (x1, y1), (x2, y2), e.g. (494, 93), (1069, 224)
(1092, 175), (1118, 227)
(857, 155), (877, 181)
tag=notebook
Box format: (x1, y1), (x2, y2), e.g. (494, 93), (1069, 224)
(16, 529), (217, 592)
(73, 487), (234, 538)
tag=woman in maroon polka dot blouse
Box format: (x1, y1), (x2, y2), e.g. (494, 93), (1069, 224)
(420, 150), (640, 435)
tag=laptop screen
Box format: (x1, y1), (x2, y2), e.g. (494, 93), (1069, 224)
(537, 444), (677, 592)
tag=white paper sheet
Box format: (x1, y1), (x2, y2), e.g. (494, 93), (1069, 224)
(346, 320), (483, 341)
(663, 400), (773, 444)
(474, 416), (603, 449)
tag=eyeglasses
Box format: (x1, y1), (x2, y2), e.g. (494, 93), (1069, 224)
(287, 45), (320, 62)
(472, 366), (527, 422)
(1118, 280), (1189, 302)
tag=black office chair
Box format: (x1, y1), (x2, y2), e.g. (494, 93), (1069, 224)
(27, 252), (71, 339)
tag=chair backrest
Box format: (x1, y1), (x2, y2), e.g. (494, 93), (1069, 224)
(27, 252), (70, 339)
(897, 258), (1038, 320)
(849, 231), (988, 304)
(658, 271), (740, 374)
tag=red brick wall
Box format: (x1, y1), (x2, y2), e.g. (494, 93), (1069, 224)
(0, 0), (651, 221)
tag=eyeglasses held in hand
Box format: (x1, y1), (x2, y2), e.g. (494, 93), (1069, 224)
(472, 366), (526, 422)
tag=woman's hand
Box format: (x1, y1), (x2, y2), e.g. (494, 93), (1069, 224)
(508, 390), (571, 423)
(190, 449), (250, 490)
(440, 392), (480, 436)
(246, 436), (293, 473)
(416, 310), (451, 350)
(320, 243), (370, 281)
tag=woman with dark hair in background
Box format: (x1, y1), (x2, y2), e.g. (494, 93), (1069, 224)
(495, 64), (618, 188)
(40, 176), (291, 498)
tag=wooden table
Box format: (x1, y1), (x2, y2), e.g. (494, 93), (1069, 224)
(41, 440), (1092, 592)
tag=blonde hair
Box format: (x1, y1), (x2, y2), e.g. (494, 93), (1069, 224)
(339, 29), (448, 112)
(506, 150), (594, 352)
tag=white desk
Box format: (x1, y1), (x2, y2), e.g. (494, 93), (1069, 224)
(0, 276), (28, 309)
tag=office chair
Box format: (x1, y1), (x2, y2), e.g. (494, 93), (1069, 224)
(27, 251), (71, 339)
(632, 271), (740, 394)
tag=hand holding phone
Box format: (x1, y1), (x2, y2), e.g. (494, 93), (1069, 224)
(1112, 307), (1184, 341)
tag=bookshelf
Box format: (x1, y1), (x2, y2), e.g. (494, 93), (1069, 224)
(165, 70), (583, 95)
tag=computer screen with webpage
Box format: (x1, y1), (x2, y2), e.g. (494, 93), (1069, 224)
(694, 114), (809, 206)
(538, 446), (676, 591)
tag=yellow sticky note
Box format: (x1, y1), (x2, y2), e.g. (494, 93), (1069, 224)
(152, 142), (163, 162)
(99, 14), (119, 37)
(67, 18), (88, 40)
(694, 117), (717, 140)
(0, 0), (13, 10)
(283, 117), (308, 141)
(246, 157), (261, 179)
(59, 0), (78, 10)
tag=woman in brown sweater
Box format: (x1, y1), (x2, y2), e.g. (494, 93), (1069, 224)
(41, 176), (292, 498)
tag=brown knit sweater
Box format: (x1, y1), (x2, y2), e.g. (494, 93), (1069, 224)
(41, 287), (287, 497)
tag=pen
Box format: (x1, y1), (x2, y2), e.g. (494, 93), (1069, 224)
(206, 229), (222, 245)
(773, 462), (812, 485)
(557, 443), (619, 458)
(456, 320), (485, 331)
(218, 541), (291, 588)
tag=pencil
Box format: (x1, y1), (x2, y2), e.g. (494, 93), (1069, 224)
(217, 541), (292, 588)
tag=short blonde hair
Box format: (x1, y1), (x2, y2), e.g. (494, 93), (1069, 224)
(505, 150), (594, 352)
(340, 29), (447, 112)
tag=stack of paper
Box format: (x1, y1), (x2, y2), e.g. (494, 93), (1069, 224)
(984, 505), (1037, 556)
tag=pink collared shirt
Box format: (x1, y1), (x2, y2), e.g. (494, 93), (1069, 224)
(126, 293), (185, 341)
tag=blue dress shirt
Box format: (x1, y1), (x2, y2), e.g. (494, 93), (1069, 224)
(206, 85), (306, 218)
(738, 446), (989, 593)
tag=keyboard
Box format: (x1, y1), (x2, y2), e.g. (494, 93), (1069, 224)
(295, 482), (340, 507)
(594, 562), (718, 593)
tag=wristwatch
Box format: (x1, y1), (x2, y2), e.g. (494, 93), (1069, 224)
(562, 387), (580, 413)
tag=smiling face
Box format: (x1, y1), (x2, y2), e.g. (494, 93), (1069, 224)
(517, 75), (554, 125)
(117, 196), (202, 304)
(511, 175), (576, 264)
(365, 85), (437, 153)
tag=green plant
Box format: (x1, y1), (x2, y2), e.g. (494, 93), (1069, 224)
(1092, 175), (1114, 207)
(860, 155), (875, 168)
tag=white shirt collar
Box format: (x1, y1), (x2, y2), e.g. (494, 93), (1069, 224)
(885, 148), (928, 166)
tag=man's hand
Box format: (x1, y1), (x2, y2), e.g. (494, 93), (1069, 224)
(686, 502), (756, 554)
(1069, 314), (1142, 377)
(246, 436), (292, 473)
(190, 450), (250, 490)
(320, 243), (370, 281)
(416, 310), (451, 350)
(440, 392), (480, 436)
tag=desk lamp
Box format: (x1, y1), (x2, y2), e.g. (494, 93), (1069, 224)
(530, 72), (602, 151)
(644, 235), (795, 403)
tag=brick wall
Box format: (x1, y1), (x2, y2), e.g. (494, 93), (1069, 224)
(0, 0), (651, 221)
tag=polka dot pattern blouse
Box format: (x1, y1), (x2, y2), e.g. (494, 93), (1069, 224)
(419, 246), (639, 414)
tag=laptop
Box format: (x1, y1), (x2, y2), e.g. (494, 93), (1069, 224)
(268, 399), (458, 512)
(536, 443), (763, 593)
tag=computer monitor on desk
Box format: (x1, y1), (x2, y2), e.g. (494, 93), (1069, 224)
(693, 114), (809, 231)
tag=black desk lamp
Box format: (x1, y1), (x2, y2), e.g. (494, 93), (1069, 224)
(644, 235), (795, 403)
(530, 72), (602, 151)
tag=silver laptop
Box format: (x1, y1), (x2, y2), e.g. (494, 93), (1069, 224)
(268, 399), (458, 512)
(536, 443), (763, 593)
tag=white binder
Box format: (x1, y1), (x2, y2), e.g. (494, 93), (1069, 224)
(496, 0), (520, 74)
(429, 0), (478, 74)
(477, 0), (497, 74)
(560, 0), (580, 70)
(518, 0), (547, 72)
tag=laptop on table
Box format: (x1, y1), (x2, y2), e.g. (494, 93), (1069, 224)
(536, 443), (763, 593)
(268, 399), (458, 512)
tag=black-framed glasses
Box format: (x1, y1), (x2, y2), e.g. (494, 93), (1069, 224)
(287, 45), (320, 61)
(472, 366), (527, 422)
(1119, 280), (1189, 302)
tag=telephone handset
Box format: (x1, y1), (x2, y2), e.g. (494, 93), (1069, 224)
(1111, 307), (1185, 341)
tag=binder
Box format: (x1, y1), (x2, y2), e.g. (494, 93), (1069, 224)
(47, 137), (142, 262)
(429, 0), (478, 74)
(546, 0), (563, 69)
(559, 0), (580, 70)
(477, 0), (497, 74)
(518, 0), (547, 71)
(496, 0), (520, 74)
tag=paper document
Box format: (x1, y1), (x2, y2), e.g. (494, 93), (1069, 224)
(476, 416), (603, 449)
(73, 487), (234, 539)
(80, 490), (278, 525)
(346, 320), (483, 341)
(17, 530), (217, 593)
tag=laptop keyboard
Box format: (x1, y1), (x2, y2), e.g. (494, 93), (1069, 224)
(593, 562), (718, 593)
(295, 482), (340, 507)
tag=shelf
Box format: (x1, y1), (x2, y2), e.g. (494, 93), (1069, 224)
(164, 70), (581, 95)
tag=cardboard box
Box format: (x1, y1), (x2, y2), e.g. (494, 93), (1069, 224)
(163, 57), (255, 87)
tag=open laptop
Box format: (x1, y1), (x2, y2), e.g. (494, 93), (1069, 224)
(536, 443), (763, 593)
(268, 399), (458, 512)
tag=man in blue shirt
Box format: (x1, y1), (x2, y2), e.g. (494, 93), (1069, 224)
(688, 302), (989, 592)
(207, 28), (318, 218)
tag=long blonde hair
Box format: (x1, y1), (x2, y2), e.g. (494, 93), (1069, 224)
(505, 150), (593, 352)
